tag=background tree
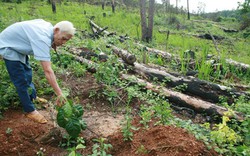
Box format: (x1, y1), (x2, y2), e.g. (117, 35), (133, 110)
(112, 0), (115, 13)
(238, 0), (250, 30)
(197, 2), (206, 16)
(139, 0), (155, 42)
(175, 0), (179, 14)
(102, 0), (105, 10)
(52, 0), (56, 13)
(187, 0), (190, 20)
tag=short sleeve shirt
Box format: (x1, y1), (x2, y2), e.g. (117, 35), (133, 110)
(0, 19), (54, 64)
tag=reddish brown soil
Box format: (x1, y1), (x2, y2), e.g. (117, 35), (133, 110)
(0, 72), (218, 156)
(0, 109), (66, 156)
(108, 123), (217, 156)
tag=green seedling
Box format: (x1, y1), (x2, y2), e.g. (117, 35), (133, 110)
(89, 138), (112, 156)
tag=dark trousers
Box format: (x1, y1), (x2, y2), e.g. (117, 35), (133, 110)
(4, 57), (36, 113)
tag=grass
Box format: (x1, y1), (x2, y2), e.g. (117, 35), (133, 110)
(1, 1), (249, 65)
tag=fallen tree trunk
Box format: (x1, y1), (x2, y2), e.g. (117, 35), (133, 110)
(133, 62), (250, 104)
(68, 46), (250, 104)
(89, 19), (110, 36)
(108, 45), (136, 65)
(138, 44), (250, 72)
(67, 52), (245, 121)
(135, 42), (174, 61)
(226, 58), (250, 73)
(121, 74), (244, 121)
(90, 20), (250, 72)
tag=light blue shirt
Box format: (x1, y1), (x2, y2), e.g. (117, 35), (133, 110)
(0, 19), (54, 64)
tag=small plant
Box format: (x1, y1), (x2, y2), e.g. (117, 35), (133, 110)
(153, 100), (172, 125)
(210, 111), (242, 154)
(89, 138), (112, 156)
(136, 144), (148, 154)
(121, 107), (138, 141)
(102, 86), (119, 111)
(68, 61), (87, 78)
(67, 138), (86, 156)
(57, 100), (87, 138)
(139, 105), (153, 128)
(173, 83), (188, 92)
(36, 147), (46, 156)
(5, 127), (12, 135)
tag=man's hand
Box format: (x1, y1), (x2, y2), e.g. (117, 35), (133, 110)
(56, 95), (67, 107)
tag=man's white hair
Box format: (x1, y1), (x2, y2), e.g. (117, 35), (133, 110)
(54, 21), (76, 35)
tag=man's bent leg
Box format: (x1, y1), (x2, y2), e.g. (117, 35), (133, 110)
(25, 56), (37, 101)
(4, 59), (35, 113)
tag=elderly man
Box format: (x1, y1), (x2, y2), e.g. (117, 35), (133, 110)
(0, 19), (75, 124)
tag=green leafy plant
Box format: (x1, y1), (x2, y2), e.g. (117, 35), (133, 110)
(153, 100), (172, 125)
(139, 105), (153, 129)
(36, 147), (46, 156)
(57, 100), (87, 138)
(135, 144), (148, 155)
(89, 138), (112, 156)
(173, 83), (188, 92)
(121, 107), (138, 141)
(5, 127), (12, 135)
(67, 138), (86, 156)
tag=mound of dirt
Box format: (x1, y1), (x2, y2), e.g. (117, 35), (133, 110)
(109, 125), (217, 156)
(0, 109), (66, 156)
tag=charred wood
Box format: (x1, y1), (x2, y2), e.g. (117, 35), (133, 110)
(121, 74), (244, 121)
(108, 45), (136, 65)
(67, 52), (245, 121)
(133, 62), (250, 104)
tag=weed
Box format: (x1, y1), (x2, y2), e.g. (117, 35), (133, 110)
(136, 144), (148, 154)
(89, 138), (112, 156)
(153, 100), (172, 125)
(139, 104), (153, 129)
(5, 127), (12, 135)
(173, 83), (188, 92)
(67, 138), (86, 156)
(36, 147), (46, 156)
(121, 107), (138, 141)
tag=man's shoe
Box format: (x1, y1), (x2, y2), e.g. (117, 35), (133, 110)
(26, 110), (47, 124)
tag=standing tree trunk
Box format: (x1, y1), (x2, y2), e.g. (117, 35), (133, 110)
(139, 0), (148, 42)
(112, 0), (115, 13)
(176, 0), (178, 14)
(102, 0), (105, 10)
(148, 0), (155, 42)
(187, 0), (190, 20)
(52, 0), (56, 13)
(139, 0), (155, 43)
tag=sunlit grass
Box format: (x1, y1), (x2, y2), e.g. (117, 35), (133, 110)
(0, 1), (249, 82)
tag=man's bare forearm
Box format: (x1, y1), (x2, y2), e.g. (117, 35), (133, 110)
(40, 61), (62, 96)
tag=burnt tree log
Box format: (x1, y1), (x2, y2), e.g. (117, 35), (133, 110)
(133, 62), (250, 104)
(121, 74), (244, 121)
(67, 52), (245, 121)
(226, 58), (250, 73)
(136, 43), (174, 62)
(89, 20), (111, 36)
(108, 45), (136, 65)
(137, 43), (250, 72)
(69, 47), (108, 62)
(90, 20), (249, 72)
(68, 46), (250, 104)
